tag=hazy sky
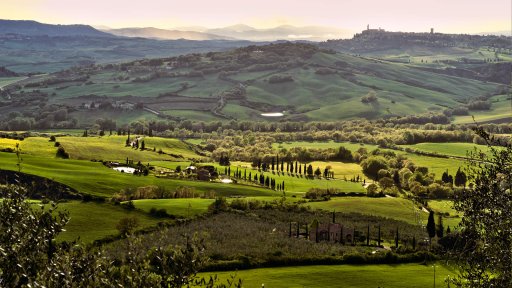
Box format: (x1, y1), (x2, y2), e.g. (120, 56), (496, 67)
(3, 0), (510, 33)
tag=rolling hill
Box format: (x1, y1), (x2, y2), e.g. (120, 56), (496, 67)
(0, 19), (114, 37)
(104, 27), (238, 40)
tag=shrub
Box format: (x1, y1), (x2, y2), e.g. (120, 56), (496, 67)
(49, 135), (56, 142)
(56, 146), (70, 158)
(116, 216), (140, 235)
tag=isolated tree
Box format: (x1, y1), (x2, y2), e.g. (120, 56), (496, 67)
(426, 211), (436, 250)
(116, 216), (140, 235)
(271, 157), (275, 171)
(281, 162), (284, 172)
(450, 127), (512, 287)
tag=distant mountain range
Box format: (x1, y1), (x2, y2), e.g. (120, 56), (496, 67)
(0, 20), (113, 37)
(103, 27), (238, 40)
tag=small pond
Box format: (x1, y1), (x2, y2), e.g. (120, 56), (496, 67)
(261, 113), (284, 117)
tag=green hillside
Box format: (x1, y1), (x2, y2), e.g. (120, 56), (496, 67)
(2, 41), (505, 129)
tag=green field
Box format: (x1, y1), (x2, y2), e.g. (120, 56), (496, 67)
(0, 136), (200, 161)
(197, 262), (457, 288)
(150, 160), (367, 193)
(399, 142), (488, 158)
(305, 197), (461, 228)
(45, 201), (165, 243)
(13, 48), (500, 124)
(271, 140), (468, 180)
(0, 76), (26, 87)
(451, 99), (511, 124)
(0, 152), (286, 198)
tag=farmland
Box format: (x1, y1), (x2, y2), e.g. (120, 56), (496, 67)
(197, 262), (458, 288)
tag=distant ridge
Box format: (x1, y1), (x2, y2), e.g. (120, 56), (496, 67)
(104, 27), (238, 40)
(0, 20), (115, 37)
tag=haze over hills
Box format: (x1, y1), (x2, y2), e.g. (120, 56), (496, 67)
(103, 27), (239, 40)
(203, 24), (357, 41)
(0, 20), (114, 37)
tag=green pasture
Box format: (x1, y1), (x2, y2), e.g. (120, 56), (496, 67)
(27, 135), (198, 161)
(451, 99), (511, 124)
(131, 196), (302, 219)
(0, 76), (26, 87)
(427, 199), (459, 217)
(151, 160), (367, 193)
(272, 140), (468, 180)
(197, 262), (458, 288)
(273, 140), (378, 152)
(399, 142), (489, 158)
(0, 152), (284, 198)
(132, 199), (214, 218)
(41, 201), (165, 243)
(69, 109), (160, 126)
(305, 197), (461, 228)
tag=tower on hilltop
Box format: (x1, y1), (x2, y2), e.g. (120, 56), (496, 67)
(367, 24), (369, 31)
(431, 28), (434, 34)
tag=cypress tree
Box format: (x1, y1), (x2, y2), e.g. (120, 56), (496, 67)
(367, 224), (370, 246)
(412, 235), (416, 250)
(276, 155), (279, 168)
(447, 226), (451, 234)
(228, 167), (231, 176)
(249, 172), (251, 180)
(225, 167), (227, 175)
(286, 162), (289, 172)
(378, 225), (381, 246)
(304, 163), (307, 174)
(299, 165), (302, 174)
(426, 211), (436, 250)
(396, 227), (399, 248)
(295, 161), (298, 173)
(244, 170), (246, 180)
(281, 162), (284, 172)
(282, 181), (285, 190)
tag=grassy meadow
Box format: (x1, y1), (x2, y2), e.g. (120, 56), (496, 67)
(0, 152), (285, 198)
(305, 197), (461, 228)
(45, 201), (166, 243)
(197, 262), (458, 288)
(21, 49), (501, 125)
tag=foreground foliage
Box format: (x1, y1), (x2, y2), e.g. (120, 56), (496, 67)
(450, 127), (512, 287)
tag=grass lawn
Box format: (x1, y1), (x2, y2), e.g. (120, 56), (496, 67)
(197, 262), (458, 288)
(45, 201), (165, 243)
(305, 197), (461, 228)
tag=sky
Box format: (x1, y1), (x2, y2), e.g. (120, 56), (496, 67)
(2, 0), (511, 33)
